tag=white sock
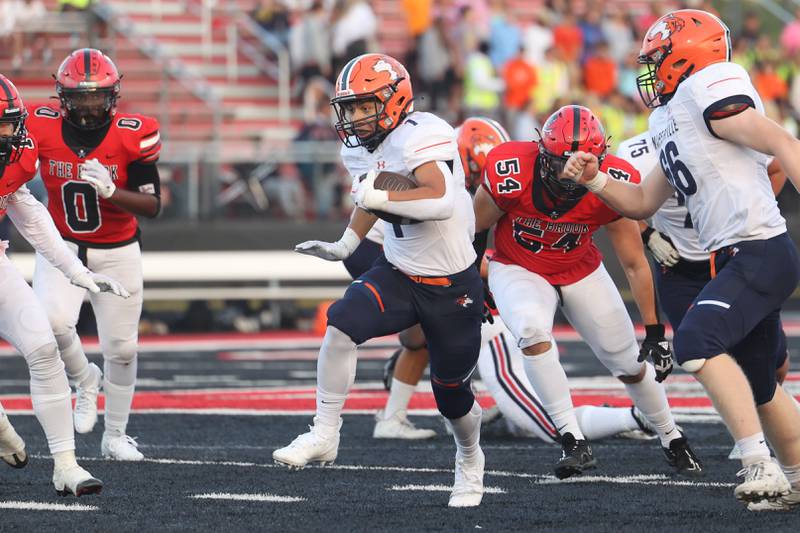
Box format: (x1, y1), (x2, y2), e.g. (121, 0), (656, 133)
(384, 378), (415, 419)
(315, 326), (357, 429)
(522, 341), (583, 439)
(53, 449), (78, 471)
(623, 363), (677, 447)
(575, 405), (639, 440)
(55, 330), (92, 386)
(782, 462), (800, 490)
(26, 344), (75, 454)
(103, 358), (137, 437)
(446, 401), (482, 461)
(737, 432), (771, 466)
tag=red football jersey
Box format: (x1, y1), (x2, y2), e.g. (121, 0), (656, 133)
(483, 141), (640, 285)
(0, 136), (38, 214)
(26, 105), (161, 245)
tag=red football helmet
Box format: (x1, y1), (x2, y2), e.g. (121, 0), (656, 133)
(538, 105), (607, 201)
(457, 117), (510, 191)
(638, 10), (731, 108)
(0, 74), (29, 166)
(55, 48), (121, 129)
(331, 53), (414, 151)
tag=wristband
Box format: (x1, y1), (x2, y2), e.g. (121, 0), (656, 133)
(583, 171), (608, 193)
(644, 323), (665, 339)
(340, 227), (362, 255)
(641, 226), (655, 245)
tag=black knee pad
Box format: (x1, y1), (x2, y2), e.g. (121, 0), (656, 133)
(431, 376), (474, 419)
(399, 325), (427, 350)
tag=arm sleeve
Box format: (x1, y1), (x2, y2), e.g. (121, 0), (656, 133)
(379, 160), (456, 221)
(6, 185), (87, 280)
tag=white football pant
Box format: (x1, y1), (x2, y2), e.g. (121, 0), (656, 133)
(0, 250), (74, 453)
(34, 241), (143, 437)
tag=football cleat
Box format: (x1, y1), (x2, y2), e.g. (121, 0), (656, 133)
(734, 459), (791, 503)
(101, 433), (144, 461)
(273, 417), (340, 469)
(53, 465), (103, 497)
(448, 447), (485, 508)
(663, 435), (703, 476)
(373, 410), (436, 440)
(747, 488), (800, 512)
(555, 432), (596, 479)
(73, 363), (102, 434)
(0, 415), (28, 468)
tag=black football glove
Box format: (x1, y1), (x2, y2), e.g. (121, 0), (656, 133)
(482, 282), (496, 324)
(638, 323), (673, 382)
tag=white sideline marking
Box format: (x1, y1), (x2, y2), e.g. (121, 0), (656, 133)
(28, 455), (733, 489)
(0, 501), (98, 511)
(191, 493), (305, 503)
(389, 484), (506, 494)
(533, 474), (733, 488)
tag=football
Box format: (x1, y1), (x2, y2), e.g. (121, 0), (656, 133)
(359, 171), (421, 225)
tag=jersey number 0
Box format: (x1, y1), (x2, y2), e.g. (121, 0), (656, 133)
(62, 181), (101, 233)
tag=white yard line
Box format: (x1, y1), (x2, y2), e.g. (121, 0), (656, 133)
(190, 493), (305, 503)
(0, 501), (98, 511)
(388, 485), (506, 494)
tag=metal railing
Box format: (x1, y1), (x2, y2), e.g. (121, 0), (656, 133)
(91, 2), (224, 164)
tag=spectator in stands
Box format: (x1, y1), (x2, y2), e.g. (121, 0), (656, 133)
(531, 46), (569, 114)
(417, 13), (456, 116)
(502, 46), (537, 125)
(487, 0), (521, 69)
(782, 8), (800, 56)
(0, 0), (18, 65)
(11, 0), (51, 69)
(754, 59), (789, 105)
(552, 11), (582, 64)
(289, 0), (331, 92)
(583, 41), (617, 98)
(252, 0), (291, 48)
(401, 0), (433, 89)
(463, 40), (504, 118)
(522, 12), (553, 67)
(264, 163), (307, 221)
(296, 79), (342, 219)
(617, 50), (641, 99)
(330, 0), (377, 76)
(738, 10), (762, 49)
(601, 5), (635, 64)
(578, 7), (604, 63)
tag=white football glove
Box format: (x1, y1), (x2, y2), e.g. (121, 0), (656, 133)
(643, 228), (680, 267)
(70, 270), (131, 298)
(80, 158), (116, 199)
(351, 169), (388, 211)
(294, 227), (361, 262)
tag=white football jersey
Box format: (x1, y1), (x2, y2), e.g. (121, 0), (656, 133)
(341, 111), (476, 276)
(365, 217), (384, 245)
(617, 132), (708, 261)
(648, 62), (786, 252)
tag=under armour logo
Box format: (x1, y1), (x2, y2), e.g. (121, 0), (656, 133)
(376, 160), (386, 170)
(455, 294), (473, 308)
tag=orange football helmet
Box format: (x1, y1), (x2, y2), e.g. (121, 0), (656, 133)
(637, 9), (731, 108)
(456, 117), (510, 191)
(331, 53), (414, 151)
(0, 74), (28, 166)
